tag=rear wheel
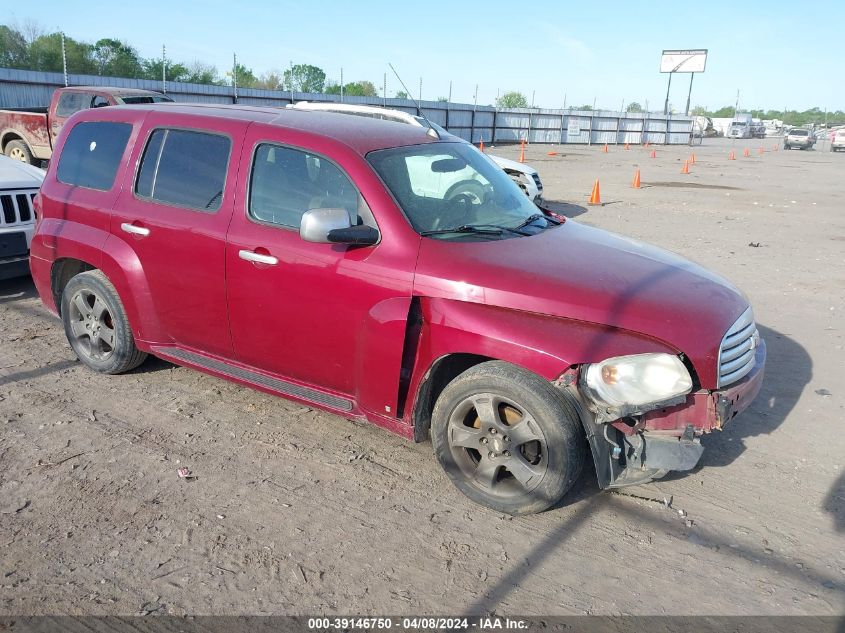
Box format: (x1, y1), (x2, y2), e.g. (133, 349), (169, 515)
(431, 361), (584, 515)
(61, 270), (147, 374)
(4, 140), (34, 164)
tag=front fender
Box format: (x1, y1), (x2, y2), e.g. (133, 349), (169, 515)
(405, 297), (679, 424)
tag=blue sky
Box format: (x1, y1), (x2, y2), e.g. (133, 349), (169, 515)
(8, 0), (843, 112)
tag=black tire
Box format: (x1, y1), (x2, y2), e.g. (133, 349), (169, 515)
(4, 139), (34, 165)
(431, 361), (584, 515)
(61, 270), (147, 374)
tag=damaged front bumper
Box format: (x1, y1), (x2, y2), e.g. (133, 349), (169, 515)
(577, 339), (766, 489)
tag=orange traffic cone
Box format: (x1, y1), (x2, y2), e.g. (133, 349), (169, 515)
(603, 143), (609, 153)
(729, 150), (736, 160)
(547, 151), (557, 156)
(588, 179), (602, 205)
(519, 139), (526, 164)
(624, 142), (630, 150)
(479, 139), (484, 152)
(681, 160), (690, 174)
(743, 147), (750, 157)
(690, 153), (696, 165)
(631, 169), (641, 189)
(650, 149), (657, 158)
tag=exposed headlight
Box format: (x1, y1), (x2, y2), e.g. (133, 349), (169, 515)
(582, 353), (693, 408)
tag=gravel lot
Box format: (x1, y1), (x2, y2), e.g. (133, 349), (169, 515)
(1, 136), (843, 616)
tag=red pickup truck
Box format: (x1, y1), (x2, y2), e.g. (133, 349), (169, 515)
(0, 86), (172, 165)
(29, 104), (765, 515)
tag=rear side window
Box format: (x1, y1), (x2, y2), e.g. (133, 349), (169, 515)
(56, 92), (93, 118)
(56, 121), (132, 191)
(135, 128), (231, 211)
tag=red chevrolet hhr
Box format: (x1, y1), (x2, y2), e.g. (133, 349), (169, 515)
(29, 103), (765, 514)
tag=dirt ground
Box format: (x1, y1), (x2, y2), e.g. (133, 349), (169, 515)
(1, 136), (843, 617)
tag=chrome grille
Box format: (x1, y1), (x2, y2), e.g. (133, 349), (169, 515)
(0, 190), (37, 227)
(718, 307), (759, 387)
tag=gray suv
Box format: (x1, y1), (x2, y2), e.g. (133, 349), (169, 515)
(783, 128), (816, 150)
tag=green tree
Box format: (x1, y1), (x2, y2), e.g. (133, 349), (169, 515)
(142, 58), (189, 83)
(28, 32), (96, 74)
(92, 38), (142, 77)
(495, 91), (528, 108)
(324, 80), (377, 97)
(283, 63), (325, 93)
(394, 90), (409, 99)
(626, 102), (643, 113)
(690, 105), (707, 116)
(184, 61), (219, 85)
(578, 104), (593, 111)
(0, 25), (29, 68)
(230, 62), (258, 88)
(710, 106), (735, 118)
(256, 70), (284, 90)
(436, 96), (448, 102)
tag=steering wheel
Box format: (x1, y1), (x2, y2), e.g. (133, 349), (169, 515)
(431, 192), (476, 231)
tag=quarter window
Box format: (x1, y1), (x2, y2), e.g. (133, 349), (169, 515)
(249, 144), (364, 229)
(56, 121), (132, 191)
(135, 128), (231, 211)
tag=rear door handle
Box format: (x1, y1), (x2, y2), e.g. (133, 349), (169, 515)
(121, 222), (150, 237)
(239, 250), (278, 266)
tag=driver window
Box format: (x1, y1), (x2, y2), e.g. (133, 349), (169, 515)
(91, 95), (110, 108)
(249, 143), (370, 230)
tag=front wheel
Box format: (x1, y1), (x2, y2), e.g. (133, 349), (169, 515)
(61, 270), (147, 374)
(431, 361), (585, 515)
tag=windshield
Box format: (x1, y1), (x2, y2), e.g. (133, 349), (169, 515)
(790, 129), (808, 136)
(367, 142), (547, 240)
(119, 95), (174, 104)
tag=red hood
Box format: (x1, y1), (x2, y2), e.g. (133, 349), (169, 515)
(413, 220), (749, 387)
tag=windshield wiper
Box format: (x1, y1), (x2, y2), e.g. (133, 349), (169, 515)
(420, 224), (506, 237)
(515, 212), (560, 230)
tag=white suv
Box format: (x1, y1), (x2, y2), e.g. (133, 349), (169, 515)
(0, 155), (44, 280)
(288, 102), (545, 204)
(831, 129), (845, 152)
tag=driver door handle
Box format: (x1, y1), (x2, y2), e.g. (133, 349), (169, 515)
(121, 222), (150, 237)
(239, 250), (278, 266)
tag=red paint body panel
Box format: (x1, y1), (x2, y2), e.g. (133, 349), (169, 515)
(414, 220), (747, 389)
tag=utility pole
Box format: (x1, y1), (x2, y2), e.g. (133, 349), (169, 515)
(419, 77), (422, 102)
(383, 72), (387, 106)
(448, 80), (452, 103)
(60, 32), (68, 86)
(289, 60), (294, 103)
(531, 90), (535, 108)
(162, 45), (167, 94)
(474, 84), (478, 109)
(340, 67), (344, 102)
(734, 89), (740, 116)
(232, 53), (238, 103)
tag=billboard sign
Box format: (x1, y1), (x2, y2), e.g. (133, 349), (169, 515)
(660, 49), (708, 73)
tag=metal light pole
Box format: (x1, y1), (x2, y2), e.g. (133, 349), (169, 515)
(419, 77), (422, 102)
(383, 72), (387, 106)
(340, 67), (344, 102)
(232, 53), (238, 103)
(162, 45), (167, 94)
(60, 32), (68, 86)
(289, 60), (294, 104)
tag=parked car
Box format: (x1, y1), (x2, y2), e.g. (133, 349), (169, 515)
(0, 86), (173, 165)
(831, 129), (845, 152)
(783, 128), (816, 150)
(30, 104), (765, 515)
(288, 102), (545, 205)
(0, 155), (43, 280)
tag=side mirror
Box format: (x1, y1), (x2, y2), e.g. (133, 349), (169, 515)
(300, 208), (352, 243)
(300, 208), (379, 246)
